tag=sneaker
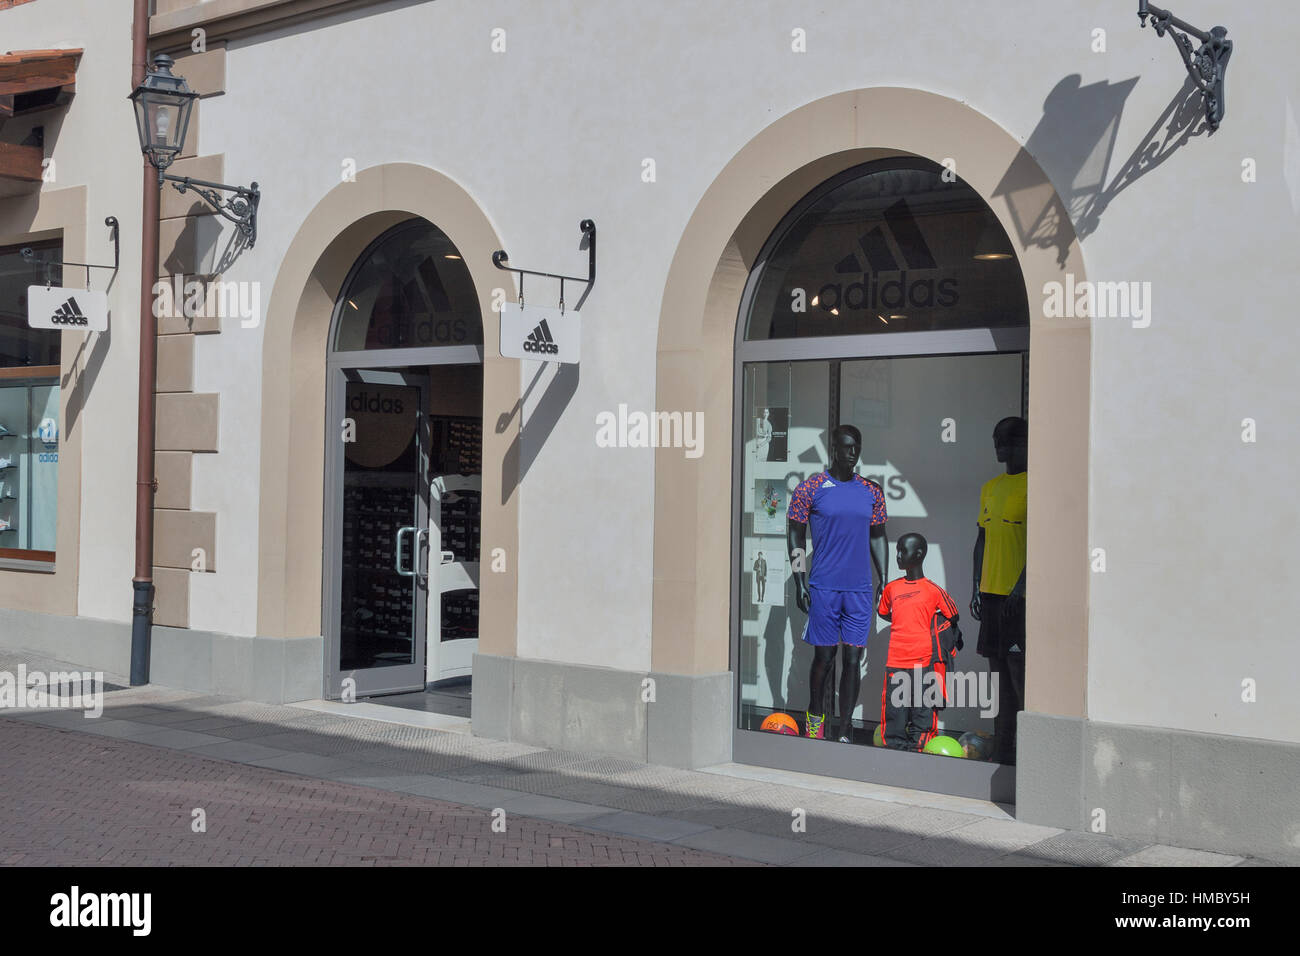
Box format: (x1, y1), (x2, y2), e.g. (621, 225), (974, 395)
(0, 457), (12, 470)
(805, 711), (826, 740)
(0, 424), (12, 438)
(0, 516), (12, 532)
(838, 735), (852, 744)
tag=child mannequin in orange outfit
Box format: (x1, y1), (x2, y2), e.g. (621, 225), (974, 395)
(876, 533), (961, 751)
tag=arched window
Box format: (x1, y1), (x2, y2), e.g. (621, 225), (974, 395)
(333, 219), (483, 352)
(733, 158), (1028, 789)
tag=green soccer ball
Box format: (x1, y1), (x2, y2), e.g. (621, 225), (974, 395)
(923, 734), (964, 758)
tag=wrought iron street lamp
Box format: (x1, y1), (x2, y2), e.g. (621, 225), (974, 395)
(1137, 1), (1232, 130)
(129, 53), (260, 246)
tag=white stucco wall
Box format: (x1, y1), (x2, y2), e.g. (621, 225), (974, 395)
(10, 0), (1297, 743)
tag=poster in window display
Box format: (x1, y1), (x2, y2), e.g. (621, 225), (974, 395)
(752, 479), (787, 536)
(750, 548), (785, 607)
(752, 406), (788, 462)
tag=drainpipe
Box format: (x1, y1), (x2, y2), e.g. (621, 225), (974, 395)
(129, 0), (157, 685)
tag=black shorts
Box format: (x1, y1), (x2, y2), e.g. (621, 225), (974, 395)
(977, 592), (1025, 658)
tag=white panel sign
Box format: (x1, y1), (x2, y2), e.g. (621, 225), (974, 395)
(27, 286), (109, 332)
(499, 302), (580, 364)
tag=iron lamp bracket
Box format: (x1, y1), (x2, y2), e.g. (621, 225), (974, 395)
(1138, 1), (1232, 130)
(161, 173), (260, 248)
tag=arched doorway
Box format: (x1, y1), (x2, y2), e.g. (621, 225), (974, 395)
(733, 157), (1027, 796)
(650, 89), (1089, 792)
(323, 218), (485, 699)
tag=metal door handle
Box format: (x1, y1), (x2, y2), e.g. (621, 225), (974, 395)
(394, 526), (417, 576)
(415, 528), (430, 581)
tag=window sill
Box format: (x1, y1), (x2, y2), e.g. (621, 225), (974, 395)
(0, 556), (56, 573)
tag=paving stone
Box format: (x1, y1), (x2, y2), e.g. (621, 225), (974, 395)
(580, 810), (714, 842)
(123, 727), (234, 750)
(186, 740), (295, 763)
(791, 846), (917, 867)
(0, 719), (749, 867)
(1012, 830), (1150, 866)
(1108, 844), (1245, 867)
(673, 827), (816, 865)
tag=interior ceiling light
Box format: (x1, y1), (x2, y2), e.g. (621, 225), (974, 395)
(973, 219), (1013, 260)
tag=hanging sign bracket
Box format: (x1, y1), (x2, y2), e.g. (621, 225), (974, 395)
(492, 219), (595, 310)
(21, 216), (120, 290)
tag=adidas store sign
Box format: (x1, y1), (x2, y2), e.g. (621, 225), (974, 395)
(27, 286), (109, 333)
(500, 302), (580, 365)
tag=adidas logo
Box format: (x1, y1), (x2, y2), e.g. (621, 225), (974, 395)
(49, 296), (90, 327)
(816, 198), (960, 312)
(522, 318), (559, 355)
(836, 198), (937, 273)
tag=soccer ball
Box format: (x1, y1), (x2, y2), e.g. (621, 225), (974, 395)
(760, 712), (799, 735)
(922, 735), (964, 758)
(959, 730), (995, 761)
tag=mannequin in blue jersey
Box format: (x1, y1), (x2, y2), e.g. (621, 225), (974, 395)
(786, 425), (888, 742)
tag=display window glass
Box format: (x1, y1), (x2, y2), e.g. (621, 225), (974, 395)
(332, 221), (483, 351)
(735, 159), (1030, 773)
(0, 241), (62, 566)
(743, 165), (1025, 341)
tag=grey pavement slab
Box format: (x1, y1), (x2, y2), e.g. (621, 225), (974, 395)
(1108, 844), (1245, 867)
(122, 727), (234, 750)
(488, 793), (613, 826)
(653, 801), (766, 829)
(1010, 830), (1150, 866)
(793, 846), (918, 867)
(5, 709), (99, 727)
(579, 810), (715, 843)
(324, 768), (440, 791)
(881, 816), (1066, 866)
(151, 715), (252, 733)
(69, 718), (188, 740)
(190, 721), (309, 741)
(186, 740), (296, 763)
(673, 826), (822, 865)
(244, 752), (373, 777)
(385, 776), (529, 810)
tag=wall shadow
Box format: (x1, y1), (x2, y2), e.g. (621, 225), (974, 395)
(993, 74), (1208, 266)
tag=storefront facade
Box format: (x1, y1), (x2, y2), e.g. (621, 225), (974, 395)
(2, 0), (1298, 860)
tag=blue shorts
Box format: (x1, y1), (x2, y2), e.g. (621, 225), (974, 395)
(802, 587), (873, 647)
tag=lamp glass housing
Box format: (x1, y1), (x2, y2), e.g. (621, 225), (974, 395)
(129, 56), (197, 170)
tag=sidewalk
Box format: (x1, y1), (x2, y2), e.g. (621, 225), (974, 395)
(0, 648), (1273, 867)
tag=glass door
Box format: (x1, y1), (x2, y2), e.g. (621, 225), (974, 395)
(423, 364), (483, 684)
(326, 366), (431, 697)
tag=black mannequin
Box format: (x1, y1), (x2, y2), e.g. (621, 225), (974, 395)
(971, 418), (1027, 621)
(971, 416), (1027, 764)
(896, 532), (927, 582)
(788, 427), (888, 742)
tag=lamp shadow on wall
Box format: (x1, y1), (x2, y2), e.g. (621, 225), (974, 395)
(162, 201), (252, 285)
(992, 74), (1209, 266)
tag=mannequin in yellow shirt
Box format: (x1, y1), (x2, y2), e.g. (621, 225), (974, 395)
(971, 416), (1026, 764)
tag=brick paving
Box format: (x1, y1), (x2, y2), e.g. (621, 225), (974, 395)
(0, 719), (756, 866)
